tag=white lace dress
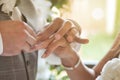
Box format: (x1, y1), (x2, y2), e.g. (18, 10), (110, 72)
(96, 57), (120, 80)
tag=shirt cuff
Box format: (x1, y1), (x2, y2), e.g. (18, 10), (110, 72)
(0, 33), (3, 55)
(38, 49), (61, 65)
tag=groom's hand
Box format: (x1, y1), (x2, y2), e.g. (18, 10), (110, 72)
(0, 20), (37, 56)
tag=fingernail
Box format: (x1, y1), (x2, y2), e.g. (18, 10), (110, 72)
(41, 54), (46, 58)
(67, 36), (73, 42)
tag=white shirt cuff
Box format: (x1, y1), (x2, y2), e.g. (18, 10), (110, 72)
(38, 49), (61, 65)
(0, 33), (3, 55)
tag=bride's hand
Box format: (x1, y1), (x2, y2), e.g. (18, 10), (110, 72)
(30, 18), (89, 59)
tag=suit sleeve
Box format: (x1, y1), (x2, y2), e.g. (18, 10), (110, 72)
(0, 33), (3, 55)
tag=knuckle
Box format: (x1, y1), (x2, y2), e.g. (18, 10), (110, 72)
(54, 17), (63, 22)
(64, 21), (72, 27)
(12, 21), (24, 27)
(22, 30), (28, 38)
(52, 18), (64, 26)
(17, 21), (24, 26)
(17, 21), (27, 29)
(47, 45), (54, 51)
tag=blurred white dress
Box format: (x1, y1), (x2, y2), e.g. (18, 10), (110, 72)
(96, 56), (120, 80)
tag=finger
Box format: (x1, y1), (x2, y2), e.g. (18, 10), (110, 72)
(74, 37), (89, 44)
(24, 30), (37, 46)
(22, 42), (31, 52)
(37, 18), (64, 41)
(23, 22), (37, 38)
(67, 35), (89, 44)
(66, 28), (89, 44)
(111, 32), (120, 49)
(65, 27), (77, 42)
(54, 19), (81, 41)
(31, 37), (54, 51)
(41, 38), (66, 58)
(67, 19), (81, 35)
(55, 21), (72, 40)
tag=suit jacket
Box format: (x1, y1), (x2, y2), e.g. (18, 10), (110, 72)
(0, 5), (38, 80)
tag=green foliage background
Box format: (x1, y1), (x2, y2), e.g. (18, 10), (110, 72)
(48, 0), (68, 9)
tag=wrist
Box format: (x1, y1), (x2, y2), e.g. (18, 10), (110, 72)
(61, 51), (80, 69)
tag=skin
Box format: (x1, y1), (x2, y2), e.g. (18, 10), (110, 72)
(1, 17), (118, 80)
(32, 18), (89, 58)
(51, 32), (120, 80)
(0, 20), (37, 56)
(35, 18), (120, 80)
(0, 18), (87, 56)
(63, 35), (120, 80)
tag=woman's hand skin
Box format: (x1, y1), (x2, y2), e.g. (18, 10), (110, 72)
(31, 18), (89, 58)
(30, 18), (120, 80)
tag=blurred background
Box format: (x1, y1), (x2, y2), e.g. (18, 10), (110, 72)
(36, 0), (120, 80)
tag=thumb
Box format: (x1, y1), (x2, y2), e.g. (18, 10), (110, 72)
(74, 37), (89, 44)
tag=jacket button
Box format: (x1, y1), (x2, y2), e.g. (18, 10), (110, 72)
(26, 60), (30, 66)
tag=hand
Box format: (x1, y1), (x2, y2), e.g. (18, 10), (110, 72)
(0, 20), (37, 56)
(32, 18), (88, 58)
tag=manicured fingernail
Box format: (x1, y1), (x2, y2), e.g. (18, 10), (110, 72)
(41, 54), (46, 58)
